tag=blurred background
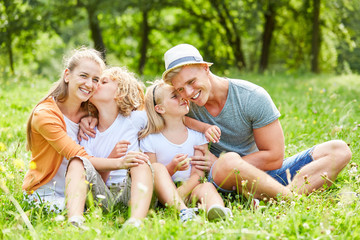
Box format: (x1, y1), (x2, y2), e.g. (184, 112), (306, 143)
(1, 0), (359, 80)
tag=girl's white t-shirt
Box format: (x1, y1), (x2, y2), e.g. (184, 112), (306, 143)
(140, 128), (207, 182)
(80, 111), (147, 187)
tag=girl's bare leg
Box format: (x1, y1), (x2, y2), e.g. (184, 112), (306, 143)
(152, 163), (187, 210)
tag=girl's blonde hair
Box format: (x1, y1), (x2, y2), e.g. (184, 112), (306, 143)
(138, 79), (167, 139)
(102, 66), (145, 117)
(26, 47), (106, 151)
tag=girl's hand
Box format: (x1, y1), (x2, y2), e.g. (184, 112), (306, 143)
(205, 125), (221, 143)
(78, 116), (98, 141)
(108, 140), (130, 158)
(171, 154), (190, 172)
(118, 151), (149, 169)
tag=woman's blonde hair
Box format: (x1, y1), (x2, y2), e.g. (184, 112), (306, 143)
(102, 66), (145, 117)
(26, 47), (106, 150)
(138, 79), (168, 139)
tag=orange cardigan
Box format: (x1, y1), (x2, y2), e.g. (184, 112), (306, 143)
(22, 97), (91, 193)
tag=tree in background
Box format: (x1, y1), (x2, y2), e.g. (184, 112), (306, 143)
(311, 0), (321, 73)
(259, 0), (281, 73)
(77, 0), (107, 59)
(0, 0), (49, 74)
(1, 0), (359, 77)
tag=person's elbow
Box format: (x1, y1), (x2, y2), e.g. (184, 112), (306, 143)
(268, 150), (284, 170)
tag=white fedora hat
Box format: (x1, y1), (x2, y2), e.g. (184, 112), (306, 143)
(162, 44), (213, 80)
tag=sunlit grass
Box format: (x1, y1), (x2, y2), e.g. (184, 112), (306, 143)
(0, 72), (360, 239)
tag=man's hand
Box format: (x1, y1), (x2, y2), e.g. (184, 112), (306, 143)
(204, 125), (221, 143)
(108, 140), (130, 158)
(191, 145), (218, 172)
(78, 116), (98, 141)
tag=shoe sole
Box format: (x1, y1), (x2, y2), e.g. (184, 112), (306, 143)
(207, 206), (227, 221)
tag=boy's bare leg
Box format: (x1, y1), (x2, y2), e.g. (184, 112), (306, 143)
(129, 164), (153, 219)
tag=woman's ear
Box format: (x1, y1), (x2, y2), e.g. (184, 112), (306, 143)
(155, 105), (165, 114)
(64, 68), (70, 83)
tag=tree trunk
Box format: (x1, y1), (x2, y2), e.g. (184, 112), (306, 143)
(311, 0), (321, 73)
(259, 0), (276, 73)
(6, 31), (14, 74)
(210, 0), (246, 70)
(4, 0), (14, 74)
(138, 9), (150, 75)
(86, 7), (106, 60)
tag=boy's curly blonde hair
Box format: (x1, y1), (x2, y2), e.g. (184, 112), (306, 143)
(102, 66), (145, 117)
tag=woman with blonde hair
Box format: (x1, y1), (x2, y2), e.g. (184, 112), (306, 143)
(139, 80), (232, 221)
(23, 48), (143, 226)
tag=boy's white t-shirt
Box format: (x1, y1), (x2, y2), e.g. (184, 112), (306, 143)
(140, 128), (207, 182)
(80, 111), (147, 187)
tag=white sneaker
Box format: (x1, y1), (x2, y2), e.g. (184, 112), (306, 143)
(207, 205), (233, 221)
(68, 215), (85, 227)
(179, 208), (198, 222)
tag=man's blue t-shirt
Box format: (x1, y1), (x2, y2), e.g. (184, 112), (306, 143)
(187, 78), (280, 157)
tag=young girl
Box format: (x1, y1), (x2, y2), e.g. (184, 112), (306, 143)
(139, 80), (232, 221)
(80, 67), (197, 225)
(22, 48), (141, 227)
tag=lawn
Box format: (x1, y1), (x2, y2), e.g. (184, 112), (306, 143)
(0, 72), (359, 239)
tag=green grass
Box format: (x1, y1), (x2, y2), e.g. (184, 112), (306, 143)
(1, 72), (360, 239)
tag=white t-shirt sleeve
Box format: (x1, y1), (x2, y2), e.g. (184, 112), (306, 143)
(139, 135), (155, 153)
(131, 111), (148, 130)
(191, 129), (208, 146)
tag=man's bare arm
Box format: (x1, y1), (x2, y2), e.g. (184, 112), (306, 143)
(242, 119), (285, 171)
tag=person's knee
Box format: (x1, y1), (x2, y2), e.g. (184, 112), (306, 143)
(319, 140), (351, 168)
(331, 140), (351, 166)
(67, 157), (85, 171)
(202, 182), (216, 191)
(131, 162), (151, 173)
(218, 152), (245, 173)
(152, 162), (167, 173)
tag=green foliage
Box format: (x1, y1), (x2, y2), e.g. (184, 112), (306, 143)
(1, 72), (360, 239)
(1, 0), (360, 77)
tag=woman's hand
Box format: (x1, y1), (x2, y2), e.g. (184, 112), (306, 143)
(78, 116), (98, 141)
(108, 140), (130, 158)
(191, 145), (218, 172)
(118, 151), (149, 169)
(204, 125), (221, 143)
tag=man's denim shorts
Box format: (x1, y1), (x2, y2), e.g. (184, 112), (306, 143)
(266, 146), (315, 186)
(208, 146), (315, 193)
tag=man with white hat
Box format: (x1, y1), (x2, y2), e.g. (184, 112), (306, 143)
(162, 43), (351, 198)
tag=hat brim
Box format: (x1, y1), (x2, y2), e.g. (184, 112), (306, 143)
(162, 61), (213, 81)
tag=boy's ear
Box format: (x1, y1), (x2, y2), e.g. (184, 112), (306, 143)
(155, 105), (165, 114)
